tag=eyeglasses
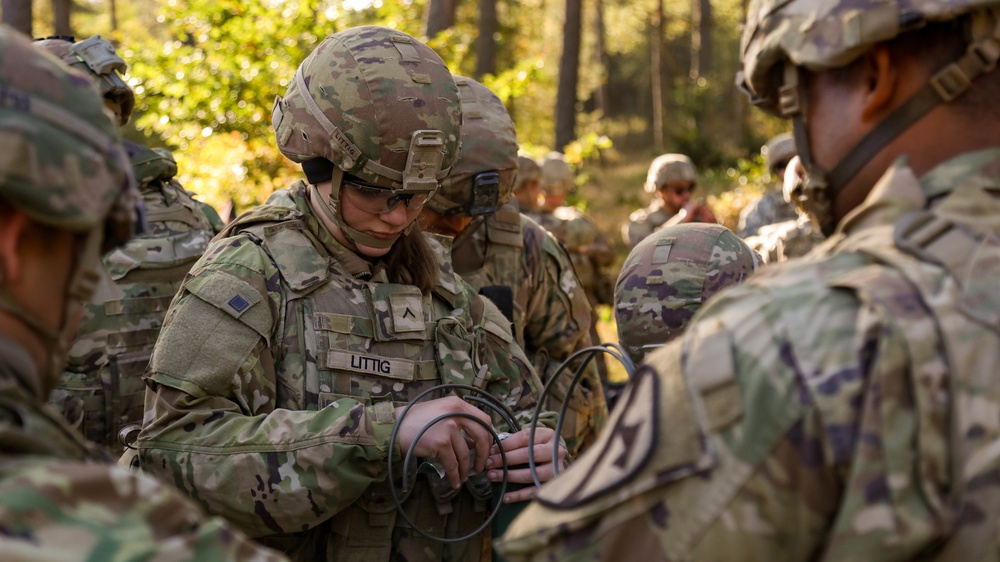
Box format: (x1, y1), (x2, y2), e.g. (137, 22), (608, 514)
(659, 182), (696, 195)
(342, 177), (431, 214)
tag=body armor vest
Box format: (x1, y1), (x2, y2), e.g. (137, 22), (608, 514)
(50, 141), (215, 454)
(231, 203), (512, 561)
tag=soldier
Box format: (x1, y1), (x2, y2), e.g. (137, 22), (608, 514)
(737, 132), (800, 237)
(512, 153), (541, 214)
(33, 35), (222, 454)
(499, 0), (1000, 559)
(622, 153), (717, 248)
(614, 223), (759, 363)
(745, 155), (826, 264)
(418, 76), (607, 457)
(533, 152), (615, 381)
(0, 25), (284, 561)
(134, 27), (564, 561)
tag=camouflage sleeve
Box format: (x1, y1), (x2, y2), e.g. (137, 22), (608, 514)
(737, 193), (773, 237)
(521, 218), (607, 455)
(624, 212), (653, 248)
(497, 255), (917, 561)
(137, 235), (398, 538)
(0, 458), (286, 561)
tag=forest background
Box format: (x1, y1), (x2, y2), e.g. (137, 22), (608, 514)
(2, 0), (786, 371)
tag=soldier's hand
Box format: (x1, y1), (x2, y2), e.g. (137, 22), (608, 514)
(484, 427), (566, 503)
(394, 397), (494, 489)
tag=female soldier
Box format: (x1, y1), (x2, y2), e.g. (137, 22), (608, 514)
(134, 26), (563, 561)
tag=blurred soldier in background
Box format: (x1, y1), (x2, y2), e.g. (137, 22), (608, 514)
(533, 152), (615, 382)
(513, 153), (541, 214)
(0, 25), (284, 561)
(500, 0), (1000, 559)
(737, 132), (800, 237)
(623, 153), (717, 248)
(33, 35), (222, 454)
(419, 76), (607, 457)
(614, 223), (759, 363)
(746, 155), (825, 264)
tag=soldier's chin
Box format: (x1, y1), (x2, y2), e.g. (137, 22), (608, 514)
(355, 240), (396, 258)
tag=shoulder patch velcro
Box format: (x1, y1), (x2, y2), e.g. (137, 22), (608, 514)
(184, 270), (272, 342)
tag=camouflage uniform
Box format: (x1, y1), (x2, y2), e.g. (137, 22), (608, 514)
(745, 213), (824, 264)
(622, 201), (675, 249)
(534, 207), (615, 310)
(498, 0), (1000, 559)
(33, 36), (221, 454)
(135, 29), (551, 562)
(737, 189), (799, 238)
(0, 26), (283, 561)
(737, 133), (799, 237)
(427, 77), (606, 457)
(614, 223), (759, 363)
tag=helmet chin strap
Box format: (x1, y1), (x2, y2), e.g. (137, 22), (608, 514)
(312, 168), (408, 251)
(781, 10), (1000, 236)
(0, 227), (102, 398)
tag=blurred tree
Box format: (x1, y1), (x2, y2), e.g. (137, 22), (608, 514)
(650, 0), (664, 152)
(424, 0), (457, 38)
(474, 0), (496, 78)
(2, 0), (32, 35)
(52, 0), (70, 35)
(555, 0), (582, 150)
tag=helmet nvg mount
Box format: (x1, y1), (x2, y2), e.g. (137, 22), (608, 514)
(33, 35), (135, 126)
(429, 76), (518, 218)
(738, 0), (1000, 235)
(273, 26), (462, 250)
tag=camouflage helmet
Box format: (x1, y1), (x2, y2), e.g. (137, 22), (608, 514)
(33, 35), (134, 127)
(738, 0), (1000, 235)
(644, 153), (697, 193)
(428, 76), (518, 217)
(273, 26), (461, 249)
(2, 28), (135, 246)
(614, 223), (760, 362)
(514, 153), (541, 193)
(538, 151), (575, 195)
(762, 132), (795, 173)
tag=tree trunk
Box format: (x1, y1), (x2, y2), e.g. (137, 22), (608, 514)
(650, 0), (664, 152)
(110, 0), (118, 32)
(474, 0), (497, 78)
(555, 0), (583, 150)
(690, 0), (712, 79)
(592, 0), (609, 117)
(2, 0), (32, 36)
(52, 0), (72, 36)
(424, 0), (457, 39)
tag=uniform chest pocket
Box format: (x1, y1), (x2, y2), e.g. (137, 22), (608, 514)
(367, 284), (434, 342)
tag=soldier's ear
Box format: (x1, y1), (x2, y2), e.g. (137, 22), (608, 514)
(0, 209), (30, 284)
(861, 44), (900, 123)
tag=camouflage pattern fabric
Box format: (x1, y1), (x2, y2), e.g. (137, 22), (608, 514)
(136, 183), (552, 562)
(614, 223), (759, 362)
(535, 206), (615, 308)
(49, 140), (218, 455)
(498, 149), (1000, 561)
(451, 202), (608, 456)
(0, 335), (286, 562)
(745, 213), (825, 265)
(623, 201), (675, 248)
(737, 188), (800, 238)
